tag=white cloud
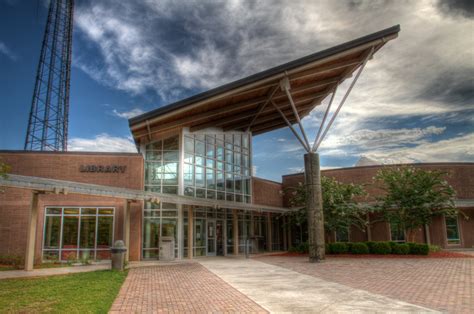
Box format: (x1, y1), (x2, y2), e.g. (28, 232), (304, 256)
(111, 108), (145, 119)
(0, 42), (17, 61)
(68, 133), (137, 152)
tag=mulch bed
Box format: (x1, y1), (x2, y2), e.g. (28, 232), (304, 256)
(269, 251), (473, 258)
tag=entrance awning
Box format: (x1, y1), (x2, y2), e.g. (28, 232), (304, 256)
(1, 174), (291, 213)
(129, 25), (400, 144)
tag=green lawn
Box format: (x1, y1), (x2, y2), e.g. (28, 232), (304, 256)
(0, 270), (127, 313)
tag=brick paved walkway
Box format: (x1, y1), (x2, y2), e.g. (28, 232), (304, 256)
(256, 256), (474, 313)
(110, 263), (266, 313)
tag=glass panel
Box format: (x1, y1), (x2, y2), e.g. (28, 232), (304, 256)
(217, 192), (225, 200)
(195, 156), (205, 166)
(146, 140), (162, 151)
(163, 162), (178, 173)
(62, 216), (79, 249)
(144, 201), (160, 210)
(143, 218), (160, 259)
(163, 136), (179, 150)
(226, 173), (234, 192)
(234, 152), (241, 166)
(195, 140), (205, 156)
(206, 143), (215, 158)
(184, 136), (194, 153)
(184, 163), (194, 185)
(146, 150), (162, 161)
(46, 208), (62, 215)
(242, 134), (249, 148)
(81, 208), (96, 215)
(225, 163), (233, 173)
(99, 208), (114, 215)
(64, 208), (79, 215)
(196, 188), (206, 198)
(162, 210), (178, 217)
(97, 216), (113, 249)
(216, 134), (224, 141)
(235, 176), (242, 193)
(207, 190), (216, 200)
(217, 161), (224, 171)
(195, 166), (205, 187)
(184, 186), (194, 196)
(162, 218), (177, 240)
(206, 158), (215, 168)
(163, 173), (178, 185)
(145, 162), (162, 185)
(206, 168), (216, 189)
(43, 250), (59, 261)
(162, 202), (177, 209)
(43, 216), (61, 249)
(225, 134), (233, 144)
(206, 134), (215, 144)
(195, 134), (205, 142)
(245, 178), (251, 194)
(144, 210), (160, 217)
(163, 151), (179, 162)
(234, 134), (241, 147)
(145, 186), (161, 193)
(216, 171), (225, 191)
(184, 153), (194, 164)
(226, 193), (234, 202)
(162, 186), (178, 194)
(235, 194), (242, 202)
(390, 222), (405, 242)
(216, 143), (224, 161)
(80, 216), (96, 248)
(194, 219), (206, 247)
(225, 149), (233, 163)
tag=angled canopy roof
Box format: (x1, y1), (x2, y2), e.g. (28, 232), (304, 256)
(129, 25), (400, 143)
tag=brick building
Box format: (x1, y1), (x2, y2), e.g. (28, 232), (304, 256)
(5, 26), (469, 270)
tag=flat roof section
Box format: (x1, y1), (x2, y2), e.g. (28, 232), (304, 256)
(129, 25), (400, 145)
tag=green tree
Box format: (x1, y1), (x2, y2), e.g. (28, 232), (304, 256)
(0, 159), (11, 193)
(284, 177), (368, 241)
(375, 166), (458, 241)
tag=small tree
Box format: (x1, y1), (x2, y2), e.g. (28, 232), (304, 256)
(284, 177), (368, 242)
(375, 166), (458, 242)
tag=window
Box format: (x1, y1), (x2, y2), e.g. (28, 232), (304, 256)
(335, 228), (349, 242)
(145, 135), (179, 195)
(390, 222), (405, 242)
(183, 132), (252, 203)
(143, 202), (178, 259)
(43, 207), (114, 261)
(445, 216), (460, 245)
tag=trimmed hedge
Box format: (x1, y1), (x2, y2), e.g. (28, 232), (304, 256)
(408, 243), (429, 255)
(329, 242), (348, 254)
(351, 242), (369, 254)
(392, 243), (410, 255)
(371, 242), (392, 254)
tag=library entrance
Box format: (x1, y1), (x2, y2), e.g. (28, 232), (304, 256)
(207, 219), (224, 256)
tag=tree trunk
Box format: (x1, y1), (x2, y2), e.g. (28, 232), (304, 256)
(304, 152), (325, 262)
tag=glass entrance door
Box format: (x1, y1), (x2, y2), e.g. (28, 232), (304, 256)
(207, 219), (216, 256)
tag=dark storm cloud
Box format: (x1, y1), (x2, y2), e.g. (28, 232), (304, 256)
(418, 69), (474, 106)
(437, 0), (474, 18)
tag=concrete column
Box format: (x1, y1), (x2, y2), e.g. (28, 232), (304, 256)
(123, 200), (131, 262)
(266, 212), (272, 252)
(188, 206), (193, 259)
(233, 209), (239, 255)
(304, 152), (325, 262)
(25, 191), (40, 271)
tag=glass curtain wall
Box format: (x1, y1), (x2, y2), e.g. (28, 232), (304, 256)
(142, 202), (178, 259)
(145, 135), (180, 195)
(184, 132), (251, 203)
(43, 207), (114, 261)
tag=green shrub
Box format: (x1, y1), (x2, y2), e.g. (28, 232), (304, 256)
(365, 241), (376, 253)
(351, 242), (369, 254)
(371, 242), (392, 254)
(289, 242), (309, 253)
(345, 242), (353, 252)
(429, 245), (440, 252)
(330, 242), (348, 254)
(409, 243), (429, 255)
(392, 243), (410, 255)
(388, 241), (399, 250)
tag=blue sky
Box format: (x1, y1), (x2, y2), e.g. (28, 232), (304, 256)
(0, 0), (472, 181)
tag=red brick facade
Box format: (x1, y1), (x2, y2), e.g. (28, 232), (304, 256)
(282, 163), (474, 249)
(0, 151), (144, 262)
(252, 177), (283, 208)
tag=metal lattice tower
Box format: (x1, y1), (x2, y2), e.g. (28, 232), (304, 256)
(24, 0), (74, 151)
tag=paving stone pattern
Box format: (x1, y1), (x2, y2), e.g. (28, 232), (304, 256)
(256, 256), (474, 313)
(110, 263), (267, 313)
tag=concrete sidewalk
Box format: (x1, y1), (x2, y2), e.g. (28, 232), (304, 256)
(199, 257), (437, 313)
(0, 263), (110, 280)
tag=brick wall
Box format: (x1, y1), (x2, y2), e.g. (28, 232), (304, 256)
(252, 177), (283, 207)
(282, 163), (474, 248)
